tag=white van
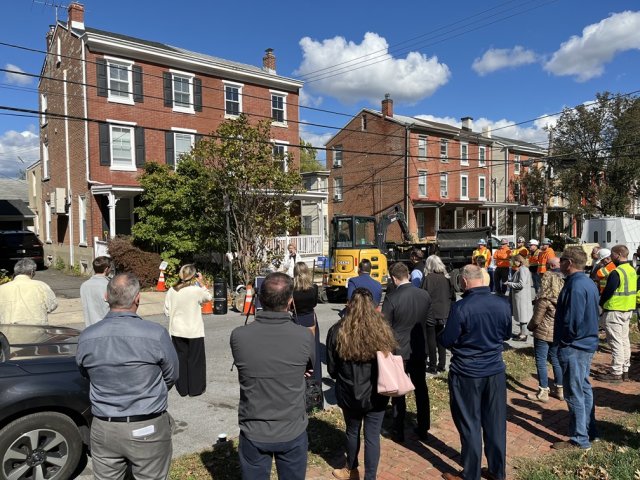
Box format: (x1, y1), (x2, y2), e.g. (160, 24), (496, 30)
(580, 217), (640, 258)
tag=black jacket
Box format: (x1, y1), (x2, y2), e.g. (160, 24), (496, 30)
(326, 323), (389, 412)
(381, 283), (434, 361)
(421, 272), (455, 323)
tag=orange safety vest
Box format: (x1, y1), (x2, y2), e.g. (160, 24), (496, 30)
(529, 249), (540, 267)
(472, 246), (491, 268)
(537, 247), (556, 275)
(493, 246), (512, 268)
(596, 261), (616, 294)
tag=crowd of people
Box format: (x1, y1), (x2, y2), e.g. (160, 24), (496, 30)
(0, 236), (637, 480)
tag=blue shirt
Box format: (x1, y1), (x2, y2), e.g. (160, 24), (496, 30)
(347, 273), (382, 305)
(554, 271), (599, 352)
(438, 286), (511, 377)
(76, 311), (178, 417)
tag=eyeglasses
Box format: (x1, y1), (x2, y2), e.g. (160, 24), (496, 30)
(559, 257), (571, 263)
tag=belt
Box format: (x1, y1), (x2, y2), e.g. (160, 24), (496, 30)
(95, 411), (164, 423)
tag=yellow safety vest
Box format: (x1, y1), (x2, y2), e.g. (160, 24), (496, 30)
(603, 263), (638, 311)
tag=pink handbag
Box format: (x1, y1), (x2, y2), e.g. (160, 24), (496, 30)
(376, 351), (415, 397)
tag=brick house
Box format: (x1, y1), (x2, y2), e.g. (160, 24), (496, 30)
(326, 95), (547, 244)
(36, 3), (320, 272)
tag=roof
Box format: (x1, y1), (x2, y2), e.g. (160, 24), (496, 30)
(0, 179), (28, 201)
(0, 200), (35, 218)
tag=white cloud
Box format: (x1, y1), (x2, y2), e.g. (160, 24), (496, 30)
(415, 114), (551, 146)
(472, 46), (538, 76)
(299, 89), (323, 108)
(544, 10), (640, 82)
(299, 124), (333, 164)
(295, 32), (451, 105)
(0, 129), (40, 178)
(3, 64), (33, 86)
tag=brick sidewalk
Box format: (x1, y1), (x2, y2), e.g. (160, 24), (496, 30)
(306, 347), (639, 479)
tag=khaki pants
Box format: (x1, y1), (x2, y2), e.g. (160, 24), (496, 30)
(603, 310), (632, 375)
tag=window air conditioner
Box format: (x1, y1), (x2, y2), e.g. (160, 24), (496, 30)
(440, 190), (448, 197)
(334, 194), (342, 201)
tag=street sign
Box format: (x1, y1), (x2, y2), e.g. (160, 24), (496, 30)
(543, 213), (548, 226)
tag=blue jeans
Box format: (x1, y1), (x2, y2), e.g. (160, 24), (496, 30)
(558, 347), (597, 448)
(533, 338), (563, 388)
(343, 408), (385, 479)
(238, 430), (307, 480)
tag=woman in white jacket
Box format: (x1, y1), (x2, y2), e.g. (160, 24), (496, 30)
(164, 264), (212, 397)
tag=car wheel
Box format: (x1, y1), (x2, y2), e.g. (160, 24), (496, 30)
(450, 268), (463, 293)
(0, 412), (83, 480)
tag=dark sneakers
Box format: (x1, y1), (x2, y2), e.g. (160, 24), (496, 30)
(595, 372), (623, 384)
(551, 440), (591, 451)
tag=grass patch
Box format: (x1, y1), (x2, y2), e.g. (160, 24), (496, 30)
(514, 413), (640, 480)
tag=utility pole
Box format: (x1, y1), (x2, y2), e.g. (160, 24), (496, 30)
(539, 128), (554, 242)
(224, 194), (233, 289)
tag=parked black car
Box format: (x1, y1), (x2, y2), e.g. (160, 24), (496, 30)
(0, 231), (45, 270)
(0, 324), (91, 480)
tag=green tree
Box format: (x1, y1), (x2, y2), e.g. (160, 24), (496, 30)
(551, 92), (640, 216)
(299, 138), (324, 172)
(133, 158), (223, 268)
(187, 115), (304, 284)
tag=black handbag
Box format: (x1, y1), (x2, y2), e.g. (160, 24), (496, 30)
(305, 377), (323, 413)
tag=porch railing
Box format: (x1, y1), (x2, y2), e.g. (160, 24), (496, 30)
(266, 235), (323, 258)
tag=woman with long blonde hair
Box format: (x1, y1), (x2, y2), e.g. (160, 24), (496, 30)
(291, 262), (321, 383)
(164, 264), (212, 396)
(327, 288), (398, 480)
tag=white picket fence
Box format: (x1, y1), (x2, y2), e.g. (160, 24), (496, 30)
(266, 235), (323, 258)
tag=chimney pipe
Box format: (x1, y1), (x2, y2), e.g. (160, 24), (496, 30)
(382, 93), (393, 118)
(482, 126), (492, 138)
(461, 116), (473, 132)
(263, 48), (276, 74)
(67, 2), (85, 30)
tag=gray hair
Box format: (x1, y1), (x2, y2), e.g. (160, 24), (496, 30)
(14, 258), (37, 277)
(461, 264), (484, 281)
(106, 273), (140, 309)
(424, 255), (449, 278)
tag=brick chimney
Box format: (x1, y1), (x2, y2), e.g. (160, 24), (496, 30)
(67, 2), (85, 30)
(263, 48), (276, 74)
(482, 126), (492, 138)
(382, 93), (393, 118)
(461, 116), (473, 132)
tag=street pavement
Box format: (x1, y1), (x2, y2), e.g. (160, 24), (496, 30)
(36, 269), (536, 478)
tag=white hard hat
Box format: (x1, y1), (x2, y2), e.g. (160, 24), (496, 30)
(477, 239), (486, 245)
(529, 239), (539, 246)
(598, 248), (611, 260)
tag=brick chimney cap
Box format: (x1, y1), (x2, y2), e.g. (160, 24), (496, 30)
(384, 93), (391, 100)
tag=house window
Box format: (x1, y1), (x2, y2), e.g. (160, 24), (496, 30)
(172, 72), (194, 112)
(42, 142), (49, 179)
(56, 38), (61, 66)
(418, 170), (427, 197)
(479, 146), (486, 167)
(334, 177), (343, 201)
(175, 132), (194, 166)
(108, 59), (133, 103)
(273, 142), (288, 172)
(460, 143), (468, 165)
(111, 125), (135, 169)
(78, 196), (87, 245)
(417, 211), (425, 238)
(301, 216), (312, 235)
(40, 94), (48, 125)
(361, 114), (367, 131)
(514, 154), (521, 174)
(44, 201), (52, 242)
(461, 174), (469, 200)
(418, 136), (427, 160)
(440, 173), (448, 198)
(224, 82), (242, 117)
(271, 91), (286, 124)
(440, 139), (448, 161)
(333, 145), (343, 167)
(479, 176), (486, 200)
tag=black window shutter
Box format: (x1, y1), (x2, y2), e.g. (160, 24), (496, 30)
(99, 123), (110, 165)
(163, 72), (172, 107)
(133, 66), (143, 103)
(194, 78), (202, 112)
(97, 58), (107, 97)
(165, 132), (175, 167)
(135, 127), (145, 167)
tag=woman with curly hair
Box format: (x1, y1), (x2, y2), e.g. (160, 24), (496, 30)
(527, 271), (565, 402)
(327, 288), (398, 480)
(291, 262), (321, 383)
(164, 264), (212, 397)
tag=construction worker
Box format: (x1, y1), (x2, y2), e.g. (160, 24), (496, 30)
(594, 248), (615, 294)
(472, 239), (491, 268)
(512, 236), (529, 259)
(493, 238), (511, 295)
(528, 239), (541, 293)
(537, 238), (555, 278)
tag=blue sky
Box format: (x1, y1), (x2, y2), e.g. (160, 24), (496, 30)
(1, 0), (639, 178)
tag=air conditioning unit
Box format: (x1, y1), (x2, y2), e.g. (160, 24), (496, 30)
(334, 194), (342, 201)
(440, 190), (448, 198)
(50, 188), (67, 214)
(333, 160), (342, 168)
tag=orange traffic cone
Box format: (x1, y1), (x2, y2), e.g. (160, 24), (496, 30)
(243, 285), (255, 315)
(156, 271), (167, 292)
(201, 300), (213, 315)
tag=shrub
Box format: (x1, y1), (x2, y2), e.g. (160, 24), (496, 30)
(54, 257), (65, 271)
(107, 236), (163, 288)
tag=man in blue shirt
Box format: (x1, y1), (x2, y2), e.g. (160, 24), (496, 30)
(552, 246), (599, 451)
(347, 259), (382, 306)
(77, 273), (179, 479)
(439, 265), (511, 480)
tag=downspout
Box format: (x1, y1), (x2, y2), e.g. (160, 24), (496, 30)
(404, 125), (412, 228)
(63, 69), (74, 266)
